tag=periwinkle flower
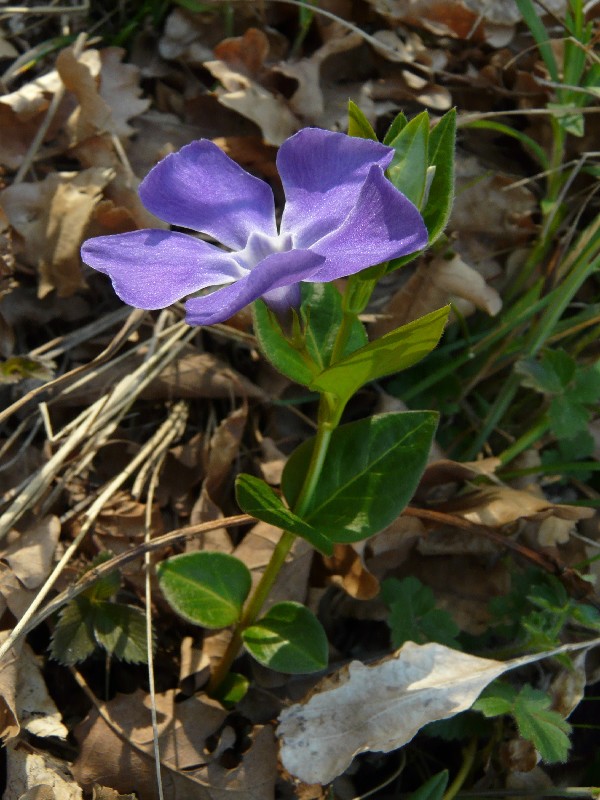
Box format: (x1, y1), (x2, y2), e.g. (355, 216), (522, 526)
(81, 128), (428, 326)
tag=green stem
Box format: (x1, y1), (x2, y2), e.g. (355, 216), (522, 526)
(206, 529), (296, 696)
(208, 309), (358, 696)
(497, 415), (550, 465)
(443, 737), (478, 800)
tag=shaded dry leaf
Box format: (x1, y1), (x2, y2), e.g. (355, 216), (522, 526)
(278, 640), (582, 784)
(322, 544), (380, 600)
(1, 516), (60, 589)
(499, 737), (540, 773)
(371, 254), (501, 337)
(57, 348), (264, 406)
(550, 651), (587, 719)
(1, 168), (114, 298)
(92, 786), (136, 800)
(4, 744), (82, 800)
(0, 632), (20, 741)
(446, 486), (595, 527)
(0, 562), (37, 620)
(257, 436), (286, 486)
(72, 689), (277, 800)
(204, 405), (248, 499)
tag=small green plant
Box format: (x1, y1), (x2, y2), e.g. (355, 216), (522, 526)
(50, 553), (149, 666)
(381, 576), (460, 649)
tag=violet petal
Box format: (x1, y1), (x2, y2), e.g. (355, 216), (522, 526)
(81, 229), (244, 309)
(277, 128), (394, 248)
(308, 165), (428, 282)
(139, 141), (277, 250)
(184, 249), (325, 326)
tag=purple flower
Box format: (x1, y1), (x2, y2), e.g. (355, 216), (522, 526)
(81, 128), (428, 326)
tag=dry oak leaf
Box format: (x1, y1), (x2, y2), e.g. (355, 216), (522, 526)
(16, 643), (69, 741)
(204, 59), (299, 145)
(56, 47), (149, 142)
(1, 168), (114, 298)
(278, 640), (586, 784)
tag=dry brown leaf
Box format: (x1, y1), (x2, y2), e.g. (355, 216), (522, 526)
(16, 643), (69, 740)
(1, 516), (60, 589)
(204, 59), (299, 145)
(57, 348), (264, 406)
(204, 405), (248, 499)
(0, 562), (37, 620)
(92, 786), (136, 800)
(4, 744), (82, 800)
(1, 168), (114, 298)
(57, 47), (149, 142)
(72, 689), (277, 800)
(322, 544), (380, 600)
(0, 632), (20, 741)
(445, 486), (595, 527)
(550, 651), (586, 719)
(371, 254), (501, 336)
(213, 27), (270, 78)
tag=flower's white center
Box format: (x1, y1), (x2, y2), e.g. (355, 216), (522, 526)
(234, 230), (293, 272)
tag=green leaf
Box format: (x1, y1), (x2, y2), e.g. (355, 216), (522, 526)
(242, 601), (328, 673)
(513, 685), (572, 763)
(408, 771), (449, 800)
(157, 552), (252, 629)
(93, 603), (149, 664)
(253, 283), (366, 385)
(282, 411), (438, 542)
(348, 100), (378, 140)
(84, 552), (121, 601)
(473, 681), (518, 718)
(549, 395), (590, 439)
(422, 108), (456, 245)
(383, 111), (408, 145)
(386, 111), (430, 207)
(50, 598), (97, 665)
(474, 682), (572, 764)
(235, 474), (334, 555)
(572, 361), (600, 404)
(382, 576), (460, 648)
(213, 672), (249, 706)
(310, 307), (449, 404)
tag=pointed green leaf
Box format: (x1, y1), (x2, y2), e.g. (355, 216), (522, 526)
(386, 111), (429, 207)
(242, 601), (328, 673)
(408, 771), (449, 800)
(422, 108), (456, 244)
(50, 597), (97, 665)
(157, 552), (252, 629)
(310, 307), (449, 403)
(383, 111), (408, 145)
(93, 603), (149, 664)
(282, 411), (438, 542)
(235, 474), (334, 555)
(348, 100), (378, 140)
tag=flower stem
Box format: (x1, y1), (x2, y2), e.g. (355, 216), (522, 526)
(208, 295), (360, 697)
(206, 528), (296, 696)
